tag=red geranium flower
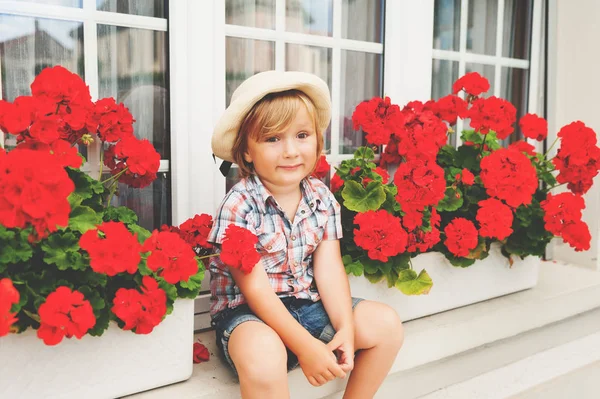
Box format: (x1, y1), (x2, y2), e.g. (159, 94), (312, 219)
(311, 155), (330, 180)
(79, 221), (142, 276)
(433, 95), (469, 125)
(373, 166), (390, 184)
(443, 218), (479, 257)
(352, 97), (404, 146)
(193, 341), (211, 364)
(178, 214), (214, 250)
(330, 173), (344, 193)
(467, 96), (517, 140)
(456, 168), (475, 186)
(220, 225), (261, 274)
(112, 276), (167, 334)
(353, 210), (408, 262)
(540, 192), (585, 236)
(476, 198), (514, 240)
(480, 148), (538, 208)
(0, 278), (20, 337)
(394, 160), (446, 212)
(560, 221), (591, 252)
(87, 98), (135, 143)
(37, 286), (96, 345)
(395, 103), (448, 162)
(142, 230), (199, 284)
(519, 113), (548, 141)
(509, 140), (537, 156)
(105, 136), (161, 188)
(452, 72), (491, 97)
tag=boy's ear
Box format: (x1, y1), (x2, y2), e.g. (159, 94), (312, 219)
(243, 151), (253, 164)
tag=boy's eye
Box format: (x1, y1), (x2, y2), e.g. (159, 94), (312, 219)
(265, 136), (279, 143)
(297, 132), (309, 139)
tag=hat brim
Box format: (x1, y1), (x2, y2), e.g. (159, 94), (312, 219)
(212, 71), (331, 163)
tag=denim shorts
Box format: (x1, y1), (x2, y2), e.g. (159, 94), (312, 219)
(211, 296), (364, 376)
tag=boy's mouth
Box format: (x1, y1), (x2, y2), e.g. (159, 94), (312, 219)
(279, 164), (302, 170)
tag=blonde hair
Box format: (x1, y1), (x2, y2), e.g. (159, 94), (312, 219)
(232, 89), (325, 178)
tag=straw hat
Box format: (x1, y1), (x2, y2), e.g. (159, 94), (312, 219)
(212, 70), (331, 163)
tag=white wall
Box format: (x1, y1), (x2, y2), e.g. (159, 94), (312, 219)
(548, 0), (600, 269)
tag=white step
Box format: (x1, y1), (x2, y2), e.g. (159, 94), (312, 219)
(125, 262), (600, 399)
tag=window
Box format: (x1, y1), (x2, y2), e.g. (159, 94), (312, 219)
(0, 0), (170, 230)
(432, 0), (534, 147)
(222, 0), (385, 191)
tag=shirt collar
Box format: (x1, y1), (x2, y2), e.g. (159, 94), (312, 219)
(247, 175), (320, 214)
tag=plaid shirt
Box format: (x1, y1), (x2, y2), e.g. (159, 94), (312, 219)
(207, 174), (343, 316)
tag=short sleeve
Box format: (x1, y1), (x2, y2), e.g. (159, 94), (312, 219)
(207, 191), (258, 245)
(321, 189), (343, 241)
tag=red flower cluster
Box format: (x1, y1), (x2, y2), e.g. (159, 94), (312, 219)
(87, 98), (135, 143)
(456, 168), (475, 186)
(104, 136), (161, 189)
(476, 198), (514, 240)
(0, 149), (74, 239)
(553, 121), (600, 195)
(444, 218), (479, 257)
(406, 208), (441, 253)
(37, 286), (96, 345)
(425, 95), (469, 125)
(193, 340), (210, 364)
(79, 221), (142, 276)
(480, 148), (538, 208)
(330, 173), (344, 193)
(394, 101), (448, 162)
(352, 97), (404, 146)
(220, 225), (261, 273)
(311, 155), (330, 180)
(541, 192), (590, 251)
(353, 210), (408, 262)
(452, 72), (491, 97)
(508, 140), (536, 156)
(142, 230), (199, 284)
(394, 160), (446, 212)
(0, 278), (20, 337)
(177, 214), (214, 250)
(467, 96), (517, 139)
(112, 276), (167, 334)
(519, 113), (548, 141)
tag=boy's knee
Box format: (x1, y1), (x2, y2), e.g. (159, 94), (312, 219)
(230, 324), (288, 382)
(379, 305), (404, 346)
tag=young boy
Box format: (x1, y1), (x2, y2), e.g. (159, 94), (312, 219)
(209, 71), (403, 398)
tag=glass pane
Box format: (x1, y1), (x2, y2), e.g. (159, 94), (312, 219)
(465, 63), (495, 95)
(467, 0), (498, 55)
(286, 0), (333, 37)
(503, 0), (533, 59)
(107, 172), (170, 230)
(12, 0), (81, 6)
(501, 67), (529, 145)
(286, 43), (332, 151)
(0, 15), (83, 101)
(226, 37), (275, 106)
(340, 50), (383, 154)
(97, 25), (169, 159)
(97, 0), (165, 18)
(433, 0), (461, 51)
(342, 0), (384, 43)
(226, 0), (275, 29)
(432, 59), (459, 100)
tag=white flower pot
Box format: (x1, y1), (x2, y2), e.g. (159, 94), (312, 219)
(349, 244), (540, 322)
(0, 298), (194, 399)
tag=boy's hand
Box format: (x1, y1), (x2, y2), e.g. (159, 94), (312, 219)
(326, 327), (355, 373)
(297, 337), (346, 386)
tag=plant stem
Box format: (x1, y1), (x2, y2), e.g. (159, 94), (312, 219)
(546, 182), (567, 191)
(100, 167), (128, 184)
(544, 136), (560, 158)
(99, 147), (104, 178)
(478, 133), (488, 158)
(197, 253), (219, 260)
(22, 308), (41, 323)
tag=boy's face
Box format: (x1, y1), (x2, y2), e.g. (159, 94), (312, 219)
(244, 104), (318, 190)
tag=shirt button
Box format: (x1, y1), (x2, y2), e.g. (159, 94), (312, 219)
(301, 210), (305, 214)
(267, 245), (272, 250)
(309, 202), (314, 208)
(291, 235), (296, 241)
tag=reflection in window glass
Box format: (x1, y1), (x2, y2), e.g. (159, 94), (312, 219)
(13, 0), (82, 6)
(97, 0), (165, 18)
(286, 0), (333, 37)
(341, 0), (384, 43)
(0, 15), (83, 101)
(97, 25), (169, 159)
(432, 59), (459, 147)
(467, 0), (498, 56)
(501, 66), (528, 144)
(225, 37), (275, 106)
(226, 0), (275, 29)
(433, 0), (461, 51)
(503, 0), (533, 59)
(286, 43), (332, 151)
(340, 50), (382, 154)
(107, 172), (170, 231)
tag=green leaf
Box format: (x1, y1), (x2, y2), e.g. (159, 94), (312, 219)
(129, 224), (152, 245)
(103, 206), (139, 225)
(342, 255), (353, 266)
(391, 253), (411, 272)
(444, 253), (477, 267)
(158, 278), (178, 302)
(41, 232), (87, 271)
(0, 226), (33, 266)
(341, 180), (386, 212)
(345, 259), (364, 276)
(539, 171), (557, 186)
(362, 258), (380, 274)
(456, 145), (480, 170)
(353, 146), (375, 161)
(179, 268), (205, 293)
(69, 205), (102, 234)
(396, 269), (433, 295)
(464, 241), (488, 259)
(364, 271), (384, 284)
(437, 187), (464, 212)
(437, 145), (458, 167)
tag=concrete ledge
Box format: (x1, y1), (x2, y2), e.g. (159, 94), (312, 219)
(126, 262), (600, 399)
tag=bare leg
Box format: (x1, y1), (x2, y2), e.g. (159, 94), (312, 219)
(228, 321), (290, 399)
(343, 301), (404, 399)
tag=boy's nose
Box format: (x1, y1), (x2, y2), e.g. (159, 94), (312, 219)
(283, 139), (300, 157)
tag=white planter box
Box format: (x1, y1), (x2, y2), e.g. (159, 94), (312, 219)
(349, 244), (540, 322)
(0, 298), (194, 399)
